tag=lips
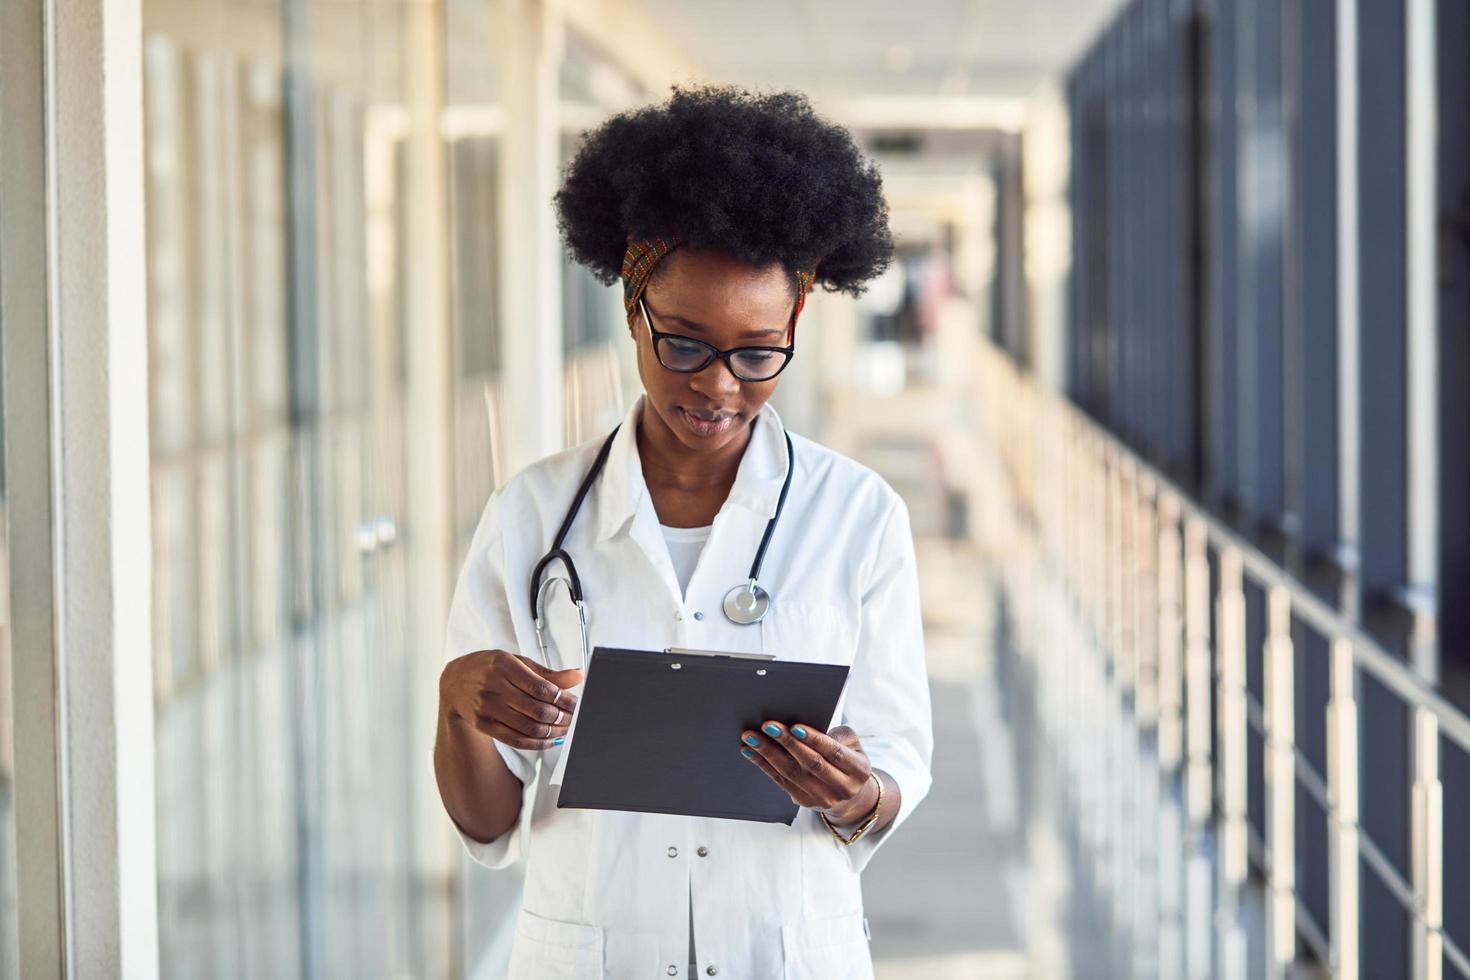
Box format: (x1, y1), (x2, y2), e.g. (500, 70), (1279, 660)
(680, 407), (736, 438)
(685, 407), (733, 421)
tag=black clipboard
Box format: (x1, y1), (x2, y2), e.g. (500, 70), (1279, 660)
(555, 646), (850, 824)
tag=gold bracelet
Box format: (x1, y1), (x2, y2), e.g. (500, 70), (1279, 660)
(818, 774), (883, 846)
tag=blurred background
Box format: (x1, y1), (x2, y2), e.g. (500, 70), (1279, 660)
(1, 0), (1467, 977)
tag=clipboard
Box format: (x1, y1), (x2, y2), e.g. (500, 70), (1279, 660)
(553, 646), (850, 824)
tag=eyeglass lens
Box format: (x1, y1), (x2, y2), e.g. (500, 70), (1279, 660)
(657, 336), (786, 380)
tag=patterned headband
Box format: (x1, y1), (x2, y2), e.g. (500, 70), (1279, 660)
(620, 234), (817, 327)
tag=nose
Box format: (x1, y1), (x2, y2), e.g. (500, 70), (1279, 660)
(688, 354), (743, 398)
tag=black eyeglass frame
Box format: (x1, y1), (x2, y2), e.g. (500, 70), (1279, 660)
(637, 295), (797, 382)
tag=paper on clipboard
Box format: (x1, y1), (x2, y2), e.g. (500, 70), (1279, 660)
(553, 646), (850, 823)
(549, 647), (777, 787)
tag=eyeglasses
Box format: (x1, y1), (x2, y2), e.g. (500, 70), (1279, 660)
(638, 296), (795, 382)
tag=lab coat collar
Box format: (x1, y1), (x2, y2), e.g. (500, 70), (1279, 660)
(594, 394), (791, 544)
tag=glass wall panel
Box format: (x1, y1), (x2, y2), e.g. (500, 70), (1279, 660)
(440, 3), (528, 977)
(446, 0), (506, 554)
(0, 176), (19, 980)
(132, 3), (693, 975)
(558, 29), (644, 446)
(142, 2), (464, 976)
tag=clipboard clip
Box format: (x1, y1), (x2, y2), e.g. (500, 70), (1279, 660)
(662, 646), (776, 661)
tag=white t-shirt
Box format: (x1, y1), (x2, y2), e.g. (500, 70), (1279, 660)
(660, 522), (712, 598)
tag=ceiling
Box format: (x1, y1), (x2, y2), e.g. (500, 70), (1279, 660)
(637, 0), (1126, 122)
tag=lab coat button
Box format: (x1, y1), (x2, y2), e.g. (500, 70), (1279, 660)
(693, 611), (704, 621)
(667, 846), (678, 858)
(706, 966), (718, 976)
(666, 966), (678, 976)
(697, 846), (708, 857)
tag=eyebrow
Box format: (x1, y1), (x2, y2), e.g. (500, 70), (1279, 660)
(657, 309), (788, 341)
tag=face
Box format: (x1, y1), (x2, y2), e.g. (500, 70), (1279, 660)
(630, 247), (795, 457)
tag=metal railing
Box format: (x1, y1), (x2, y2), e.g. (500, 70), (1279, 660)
(973, 340), (1466, 980)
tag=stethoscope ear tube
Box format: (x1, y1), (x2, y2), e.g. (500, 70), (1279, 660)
(530, 547), (584, 611)
(746, 432), (795, 585)
(527, 427), (621, 622)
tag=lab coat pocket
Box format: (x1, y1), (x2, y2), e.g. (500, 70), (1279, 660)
(763, 600), (858, 665)
(506, 908), (604, 980)
(780, 911), (874, 980)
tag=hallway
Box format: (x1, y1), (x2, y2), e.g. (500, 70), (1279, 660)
(4, 0), (1469, 976)
(867, 543), (1056, 979)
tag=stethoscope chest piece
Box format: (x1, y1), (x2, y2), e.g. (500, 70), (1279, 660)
(722, 580), (771, 625)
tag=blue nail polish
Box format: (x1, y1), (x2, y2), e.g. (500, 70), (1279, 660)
(740, 748), (754, 760)
(791, 725), (807, 740)
(762, 723), (782, 738)
(553, 737), (565, 746)
(742, 734), (759, 747)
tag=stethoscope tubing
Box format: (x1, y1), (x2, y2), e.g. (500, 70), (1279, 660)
(528, 418), (794, 628)
(527, 427), (620, 619)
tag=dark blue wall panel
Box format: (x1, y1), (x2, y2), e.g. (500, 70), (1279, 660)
(1357, 669), (1411, 877)
(1360, 856), (1411, 978)
(1295, 784), (1330, 943)
(1294, 618), (1330, 775)
(1355, 0), (1409, 618)
(1443, 735), (1470, 957)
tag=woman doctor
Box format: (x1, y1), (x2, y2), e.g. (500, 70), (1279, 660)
(434, 85), (932, 980)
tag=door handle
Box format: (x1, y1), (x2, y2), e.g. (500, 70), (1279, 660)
(373, 515), (398, 550)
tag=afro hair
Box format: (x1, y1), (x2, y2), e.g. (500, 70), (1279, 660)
(554, 84), (894, 300)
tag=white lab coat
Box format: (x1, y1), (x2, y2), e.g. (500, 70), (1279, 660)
(443, 394), (933, 980)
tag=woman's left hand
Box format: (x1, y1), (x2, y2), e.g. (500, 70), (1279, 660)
(739, 721), (878, 825)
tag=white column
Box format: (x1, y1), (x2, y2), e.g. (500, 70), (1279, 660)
(1216, 549), (1248, 888)
(497, 0), (566, 476)
(1215, 549), (1248, 980)
(1183, 518), (1213, 825)
(1327, 638), (1360, 980)
(1410, 708), (1443, 980)
(1156, 494), (1184, 774)
(1334, 0), (1361, 618)
(12, 0), (159, 976)
(1404, 0), (1439, 683)
(1, 1), (65, 975)
(1264, 587), (1296, 974)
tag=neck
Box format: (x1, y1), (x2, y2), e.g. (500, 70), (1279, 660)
(635, 399), (753, 495)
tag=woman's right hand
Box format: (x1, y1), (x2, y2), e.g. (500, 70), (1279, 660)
(439, 650), (583, 751)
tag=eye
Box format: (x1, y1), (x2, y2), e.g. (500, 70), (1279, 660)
(664, 337), (706, 356)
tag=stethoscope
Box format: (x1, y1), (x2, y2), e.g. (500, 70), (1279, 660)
(530, 420), (796, 670)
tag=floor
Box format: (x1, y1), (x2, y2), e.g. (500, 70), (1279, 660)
(862, 539), (1074, 980)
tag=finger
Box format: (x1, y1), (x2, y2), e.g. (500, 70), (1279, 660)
(534, 665), (585, 712)
(740, 744), (813, 807)
(783, 723), (871, 780)
(741, 728), (807, 785)
(504, 691), (571, 728)
(757, 720), (853, 793)
(480, 720), (565, 751)
(506, 656), (578, 711)
(485, 706), (569, 740)
(528, 662), (586, 695)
